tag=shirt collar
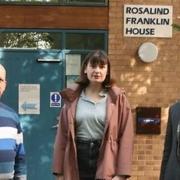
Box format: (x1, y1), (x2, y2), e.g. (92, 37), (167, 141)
(80, 89), (107, 100)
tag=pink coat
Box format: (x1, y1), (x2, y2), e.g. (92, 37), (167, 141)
(53, 85), (134, 180)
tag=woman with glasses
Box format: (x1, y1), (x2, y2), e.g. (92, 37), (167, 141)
(52, 50), (134, 180)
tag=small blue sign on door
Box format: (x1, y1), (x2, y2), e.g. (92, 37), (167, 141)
(50, 92), (61, 107)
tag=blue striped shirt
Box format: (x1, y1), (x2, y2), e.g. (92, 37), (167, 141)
(0, 102), (26, 180)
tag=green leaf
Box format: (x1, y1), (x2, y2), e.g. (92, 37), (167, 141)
(173, 24), (180, 31)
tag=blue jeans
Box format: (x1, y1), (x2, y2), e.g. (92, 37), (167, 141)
(76, 139), (102, 180)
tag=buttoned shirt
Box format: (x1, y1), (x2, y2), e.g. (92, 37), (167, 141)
(75, 90), (107, 140)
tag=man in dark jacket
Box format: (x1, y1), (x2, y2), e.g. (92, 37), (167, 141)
(160, 102), (180, 180)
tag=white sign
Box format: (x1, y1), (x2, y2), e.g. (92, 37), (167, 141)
(66, 75), (79, 88)
(66, 54), (81, 75)
(124, 5), (173, 38)
(19, 84), (40, 114)
(50, 92), (61, 107)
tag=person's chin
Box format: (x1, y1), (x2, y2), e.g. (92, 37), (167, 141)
(91, 80), (103, 84)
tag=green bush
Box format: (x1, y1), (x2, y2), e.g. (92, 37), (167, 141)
(173, 24), (180, 31)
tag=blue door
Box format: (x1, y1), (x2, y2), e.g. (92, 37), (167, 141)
(0, 49), (65, 180)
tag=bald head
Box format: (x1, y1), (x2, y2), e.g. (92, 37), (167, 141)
(0, 64), (6, 79)
(0, 64), (7, 97)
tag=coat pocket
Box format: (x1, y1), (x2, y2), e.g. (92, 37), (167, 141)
(96, 139), (118, 178)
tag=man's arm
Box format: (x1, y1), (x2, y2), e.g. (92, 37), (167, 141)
(14, 123), (27, 180)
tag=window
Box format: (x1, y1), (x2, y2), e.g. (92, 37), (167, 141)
(67, 0), (107, 5)
(1, 0), (61, 3)
(0, 30), (107, 51)
(0, 32), (62, 49)
(65, 33), (105, 50)
(1, 0), (108, 5)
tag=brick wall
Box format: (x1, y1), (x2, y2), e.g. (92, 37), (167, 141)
(109, 0), (180, 179)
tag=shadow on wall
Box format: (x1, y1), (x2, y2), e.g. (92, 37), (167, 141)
(113, 34), (180, 108)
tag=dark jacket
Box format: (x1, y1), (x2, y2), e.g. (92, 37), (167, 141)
(160, 102), (180, 180)
(53, 84), (134, 180)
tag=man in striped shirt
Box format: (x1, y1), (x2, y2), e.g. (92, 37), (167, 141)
(0, 64), (26, 180)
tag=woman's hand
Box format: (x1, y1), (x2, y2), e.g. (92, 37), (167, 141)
(112, 176), (126, 180)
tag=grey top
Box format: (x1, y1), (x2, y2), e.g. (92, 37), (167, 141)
(75, 90), (107, 140)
